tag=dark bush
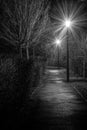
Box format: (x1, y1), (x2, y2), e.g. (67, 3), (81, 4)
(0, 54), (45, 111)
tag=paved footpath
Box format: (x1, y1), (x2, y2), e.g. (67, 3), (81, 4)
(11, 68), (86, 130)
(28, 68), (87, 130)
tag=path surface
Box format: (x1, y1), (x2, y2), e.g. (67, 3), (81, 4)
(5, 67), (87, 129)
(28, 67), (87, 130)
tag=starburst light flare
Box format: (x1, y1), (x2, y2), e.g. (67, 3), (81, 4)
(64, 19), (72, 28)
(51, 0), (87, 40)
(55, 39), (61, 46)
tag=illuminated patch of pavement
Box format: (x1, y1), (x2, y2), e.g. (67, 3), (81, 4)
(37, 82), (87, 118)
(31, 68), (87, 130)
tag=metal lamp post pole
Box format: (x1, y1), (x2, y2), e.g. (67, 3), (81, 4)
(67, 30), (69, 82)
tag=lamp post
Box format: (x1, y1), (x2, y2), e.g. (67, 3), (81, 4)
(66, 30), (69, 81)
(64, 19), (72, 82)
(53, 1), (86, 81)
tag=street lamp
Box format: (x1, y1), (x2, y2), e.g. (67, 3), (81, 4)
(64, 19), (73, 82)
(55, 38), (61, 67)
(53, 1), (86, 82)
(55, 18), (73, 81)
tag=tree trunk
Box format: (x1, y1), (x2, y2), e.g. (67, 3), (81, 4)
(26, 46), (29, 60)
(20, 47), (23, 59)
(83, 44), (86, 79)
(83, 59), (85, 78)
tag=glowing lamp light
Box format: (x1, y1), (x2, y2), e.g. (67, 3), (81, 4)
(64, 19), (72, 28)
(55, 39), (61, 46)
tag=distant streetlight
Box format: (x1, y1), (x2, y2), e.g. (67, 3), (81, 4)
(55, 38), (61, 67)
(55, 39), (61, 46)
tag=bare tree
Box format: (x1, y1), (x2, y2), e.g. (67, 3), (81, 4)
(0, 0), (50, 59)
